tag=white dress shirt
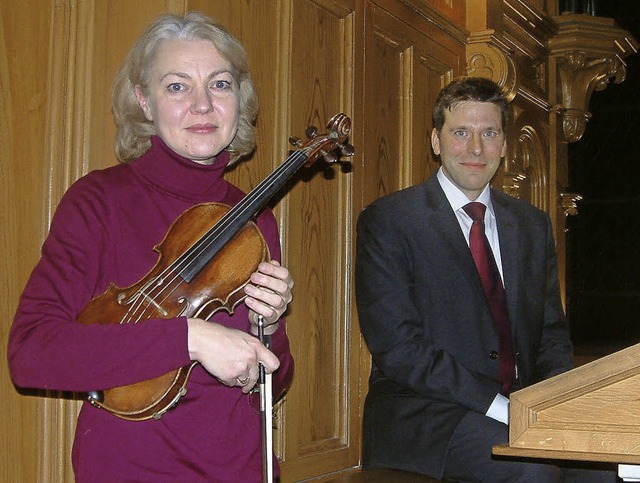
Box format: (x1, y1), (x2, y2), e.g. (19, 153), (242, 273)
(437, 167), (504, 282)
(436, 167), (510, 424)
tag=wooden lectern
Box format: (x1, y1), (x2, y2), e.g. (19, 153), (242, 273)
(493, 343), (640, 464)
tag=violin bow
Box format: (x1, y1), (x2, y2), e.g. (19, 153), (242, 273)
(258, 315), (274, 483)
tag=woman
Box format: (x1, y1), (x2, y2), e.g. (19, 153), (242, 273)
(8, 11), (294, 482)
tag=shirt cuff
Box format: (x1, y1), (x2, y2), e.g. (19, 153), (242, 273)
(486, 393), (509, 425)
(619, 464), (640, 481)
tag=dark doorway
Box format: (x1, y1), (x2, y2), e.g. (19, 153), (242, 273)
(566, 0), (640, 360)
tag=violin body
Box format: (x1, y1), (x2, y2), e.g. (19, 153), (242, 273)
(77, 113), (353, 421)
(77, 203), (269, 420)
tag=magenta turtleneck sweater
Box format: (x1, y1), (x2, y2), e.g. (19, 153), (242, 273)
(8, 137), (294, 482)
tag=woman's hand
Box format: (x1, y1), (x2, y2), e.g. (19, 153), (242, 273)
(244, 260), (293, 336)
(187, 318), (280, 393)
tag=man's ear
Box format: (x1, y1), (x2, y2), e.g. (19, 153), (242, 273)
(431, 128), (441, 155)
(134, 85), (153, 122)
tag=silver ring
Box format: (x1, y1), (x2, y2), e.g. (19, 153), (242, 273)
(237, 376), (249, 385)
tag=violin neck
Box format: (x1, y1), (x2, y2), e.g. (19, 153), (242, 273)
(179, 148), (310, 282)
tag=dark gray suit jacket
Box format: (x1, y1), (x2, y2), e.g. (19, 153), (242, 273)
(355, 176), (574, 478)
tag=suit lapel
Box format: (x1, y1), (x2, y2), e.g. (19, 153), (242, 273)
(423, 179), (524, 324)
(491, 191), (521, 329)
(423, 179), (487, 301)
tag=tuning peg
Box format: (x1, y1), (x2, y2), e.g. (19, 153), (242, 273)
(322, 151), (337, 164)
(305, 126), (319, 139)
(338, 143), (355, 157)
(289, 136), (303, 148)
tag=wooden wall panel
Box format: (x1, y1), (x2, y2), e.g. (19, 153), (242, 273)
(281, 1), (358, 479)
(362, 0), (461, 204)
(88, 0), (186, 173)
(363, 9), (405, 202)
(422, 0), (466, 25)
(1, 1), (466, 481)
(191, 0), (284, 192)
(1, 0), (51, 481)
(4, 1), (627, 480)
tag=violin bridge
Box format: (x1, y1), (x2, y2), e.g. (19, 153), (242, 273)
(140, 291), (169, 316)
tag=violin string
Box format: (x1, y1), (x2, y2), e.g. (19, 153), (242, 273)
(136, 278), (180, 323)
(177, 149), (309, 267)
(163, 148), (310, 279)
(123, 138), (326, 321)
(124, 147), (311, 318)
(119, 131), (333, 324)
(185, 144), (321, 269)
(120, 277), (166, 324)
(121, 273), (191, 324)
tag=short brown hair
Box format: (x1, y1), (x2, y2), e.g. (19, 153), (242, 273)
(432, 77), (509, 133)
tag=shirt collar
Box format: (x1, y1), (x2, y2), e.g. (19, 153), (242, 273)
(436, 167), (494, 216)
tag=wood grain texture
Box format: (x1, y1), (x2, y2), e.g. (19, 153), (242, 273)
(1, 0), (51, 481)
(7, 0), (620, 481)
(505, 343), (640, 462)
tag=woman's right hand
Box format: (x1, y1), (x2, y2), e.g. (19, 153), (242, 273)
(187, 318), (280, 393)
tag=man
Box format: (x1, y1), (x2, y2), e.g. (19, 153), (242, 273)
(355, 77), (614, 481)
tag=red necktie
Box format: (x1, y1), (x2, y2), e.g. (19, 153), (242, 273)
(463, 202), (515, 395)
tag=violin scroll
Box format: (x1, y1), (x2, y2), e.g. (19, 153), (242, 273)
(288, 113), (354, 167)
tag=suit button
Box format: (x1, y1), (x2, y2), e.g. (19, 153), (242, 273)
(489, 351), (498, 360)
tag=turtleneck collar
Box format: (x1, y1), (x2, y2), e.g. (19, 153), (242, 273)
(130, 135), (230, 202)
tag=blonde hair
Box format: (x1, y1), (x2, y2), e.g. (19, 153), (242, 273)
(111, 11), (258, 163)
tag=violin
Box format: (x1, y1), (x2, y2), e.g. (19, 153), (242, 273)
(77, 113), (353, 421)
